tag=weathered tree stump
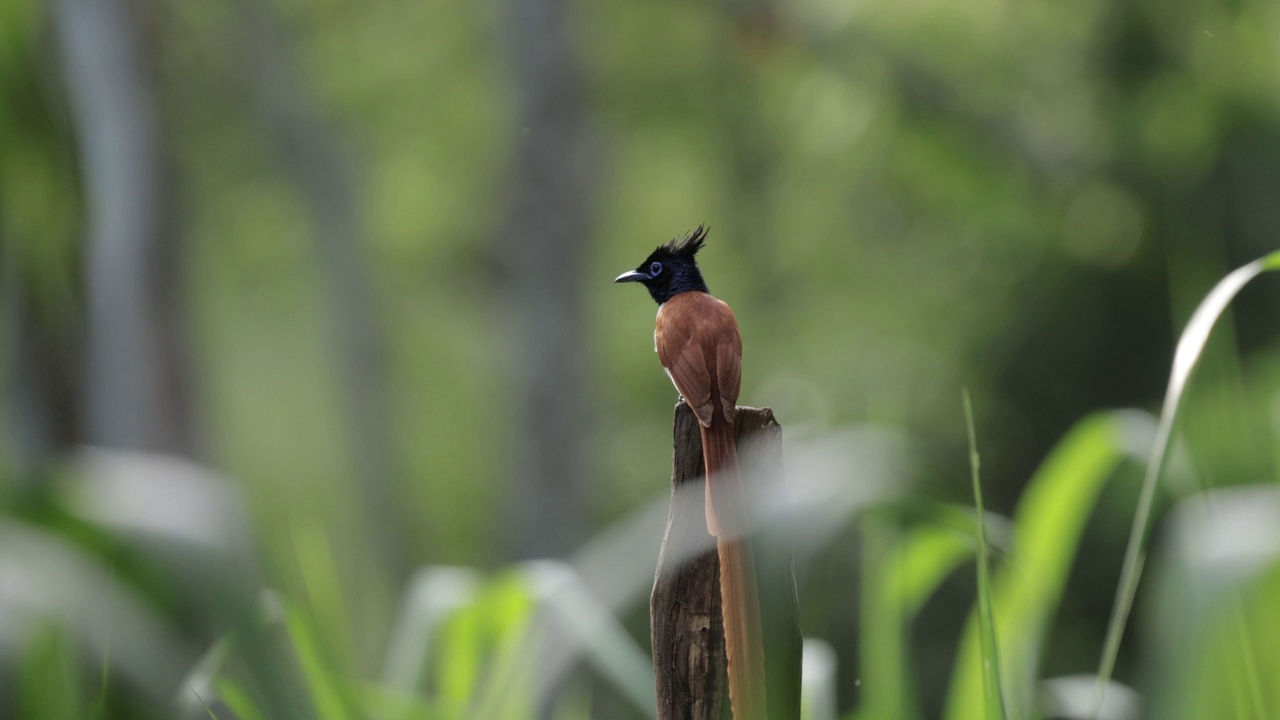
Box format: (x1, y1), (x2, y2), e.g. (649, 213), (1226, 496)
(651, 403), (802, 720)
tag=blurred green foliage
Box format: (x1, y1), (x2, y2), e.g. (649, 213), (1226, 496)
(3, 0), (1280, 717)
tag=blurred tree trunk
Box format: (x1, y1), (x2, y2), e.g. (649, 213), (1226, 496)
(0, 16), (83, 484)
(55, 0), (196, 456)
(236, 1), (410, 574)
(1, 262), (79, 483)
(717, 0), (782, 304)
(496, 0), (597, 558)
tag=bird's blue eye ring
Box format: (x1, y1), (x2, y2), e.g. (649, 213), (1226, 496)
(649, 261), (663, 276)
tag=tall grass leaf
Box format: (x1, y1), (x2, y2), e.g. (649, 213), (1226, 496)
(282, 602), (356, 720)
(1231, 602), (1267, 720)
(352, 682), (435, 720)
(962, 390), (1007, 720)
(434, 590), (489, 717)
(520, 561), (654, 717)
(467, 573), (538, 720)
(381, 566), (480, 692)
(89, 567), (112, 720)
(215, 678), (267, 720)
(177, 637), (230, 718)
(945, 412), (1145, 720)
(292, 520), (352, 668)
(1097, 250), (1280, 704)
(189, 685), (220, 720)
(859, 519), (972, 720)
(16, 625), (85, 720)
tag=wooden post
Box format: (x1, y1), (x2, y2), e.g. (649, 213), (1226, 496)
(651, 403), (802, 720)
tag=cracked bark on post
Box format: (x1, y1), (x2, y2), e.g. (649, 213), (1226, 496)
(652, 403), (802, 720)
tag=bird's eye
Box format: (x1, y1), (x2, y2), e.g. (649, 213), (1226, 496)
(649, 261), (663, 276)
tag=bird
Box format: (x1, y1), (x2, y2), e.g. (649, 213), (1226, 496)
(616, 225), (767, 720)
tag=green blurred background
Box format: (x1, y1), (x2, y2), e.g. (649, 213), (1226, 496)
(3, 0), (1280, 717)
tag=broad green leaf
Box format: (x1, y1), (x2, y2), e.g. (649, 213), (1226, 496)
(465, 573), (538, 720)
(857, 519), (972, 720)
(888, 525), (976, 621)
(434, 598), (486, 717)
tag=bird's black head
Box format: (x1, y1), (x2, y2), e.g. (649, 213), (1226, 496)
(614, 225), (711, 305)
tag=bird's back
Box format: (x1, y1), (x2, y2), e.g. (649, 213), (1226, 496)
(655, 291), (743, 427)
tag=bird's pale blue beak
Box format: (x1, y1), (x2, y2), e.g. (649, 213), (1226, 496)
(615, 270), (648, 283)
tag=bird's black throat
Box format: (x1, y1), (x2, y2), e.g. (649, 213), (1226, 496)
(645, 264), (708, 305)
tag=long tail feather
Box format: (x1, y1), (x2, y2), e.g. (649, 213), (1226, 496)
(701, 419), (768, 720)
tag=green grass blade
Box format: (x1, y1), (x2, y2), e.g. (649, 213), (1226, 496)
(963, 390), (1007, 720)
(1231, 600), (1267, 720)
(351, 681), (436, 720)
(283, 602), (356, 720)
(189, 685), (220, 720)
(215, 678), (267, 720)
(945, 411), (1143, 720)
(1096, 250), (1280, 704)
(90, 573), (112, 720)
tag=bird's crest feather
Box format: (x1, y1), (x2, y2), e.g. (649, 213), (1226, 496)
(660, 225), (709, 258)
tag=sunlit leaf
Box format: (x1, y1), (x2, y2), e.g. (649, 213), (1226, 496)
(381, 566), (480, 692)
(857, 518), (972, 720)
(467, 573), (538, 720)
(434, 592), (487, 717)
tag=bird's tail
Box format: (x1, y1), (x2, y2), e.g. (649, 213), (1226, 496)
(701, 418), (768, 720)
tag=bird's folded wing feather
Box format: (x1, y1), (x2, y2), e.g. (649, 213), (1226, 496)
(656, 292), (744, 425)
(657, 306), (715, 426)
(715, 339), (741, 423)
